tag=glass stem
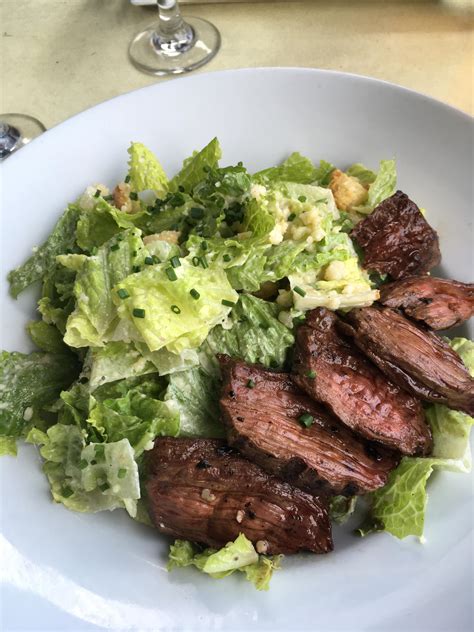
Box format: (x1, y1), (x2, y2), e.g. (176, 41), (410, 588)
(157, 0), (185, 35)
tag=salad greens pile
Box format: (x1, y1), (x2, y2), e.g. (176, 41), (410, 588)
(1, 138), (473, 590)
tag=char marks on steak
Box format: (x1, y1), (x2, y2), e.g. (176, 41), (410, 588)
(340, 306), (474, 415)
(145, 437), (333, 555)
(351, 191), (441, 280)
(219, 356), (398, 496)
(379, 276), (474, 331)
(292, 308), (432, 455)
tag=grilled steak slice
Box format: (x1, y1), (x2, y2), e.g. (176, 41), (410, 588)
(340, 306), (474, 415)
(292, 308), (432, 455)
(145, 437), (333, 555)
(219, 357), (398, 496)
(379, 276), (474, 330)
(351, 191), (441, 280)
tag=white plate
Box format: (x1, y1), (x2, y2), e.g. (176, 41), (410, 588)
(1, 68), (472, 632)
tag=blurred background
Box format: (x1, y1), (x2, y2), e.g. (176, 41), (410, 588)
(1, 0), (472, 131)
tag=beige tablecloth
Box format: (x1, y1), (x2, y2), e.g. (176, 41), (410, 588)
(1, 0), (472, 129)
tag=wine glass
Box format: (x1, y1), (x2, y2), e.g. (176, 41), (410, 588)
(129, 0), (220, 76)
(0, 114), (45, 161)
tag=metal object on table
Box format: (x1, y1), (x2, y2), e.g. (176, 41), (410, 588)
(0, 114), (45, 160)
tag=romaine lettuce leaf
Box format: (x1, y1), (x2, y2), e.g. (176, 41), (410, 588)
(38, 263), (77, 334)
(168, 533), (282, 591)
(76, 197), (147, 251)
(64, 229), (147, 348)
(206, 295), (294, 369)
(330, 495), (358, 524)
(253, 152), (318, 184)
(346, 163), (377, 186)
(354, 159), (397, 214)
(114, 256), (238, 353)
(165, 367), (224, 438)
(127, 142), (168, 193)
(8, 204), (81, 298)
(85, 341), (199, 390)
(358, 337), (473, 540)
(0, 436), (18, 457)
(88, 387), (179, 457)
(169, 138), (222, 193)
(0, 350), (79, 443)
(26, 424), (140, 516)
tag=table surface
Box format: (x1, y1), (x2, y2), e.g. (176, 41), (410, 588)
(1, 0), (473, 130)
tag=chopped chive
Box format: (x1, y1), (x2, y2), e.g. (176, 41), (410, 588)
(222, 299), (236, 307)
(144, 256), (154, 265)
(124, 174), (131, 183)
(110, 244), (120, 251)
(192, 256), (201, 267)
(132, 265), (141, 273)
(299, 413), (314, 428)
(237, 161), (243, 167)
(170, 255), (181, 268)
(132, 250), (137, 257)
(171, 304), (181, 314)
(203, 165), (211, 173)
(298, 195), (307, 203)
(62, 486), (74, 498)
(103, 194), (113, 201)
(79, 459), (88, 470)
(200, 256), (208, 269)
(190, 288), (200, 300)
(178, 185), (185, 192)
(200, 240), (208, 251)
(293, 286), (306, 297)
(190, 207), (204, 219)
(246, 379), (255, 389)
(152, 255), (161, 264)
(99, 482), (110, 492)
(130, 191), (138, 201)
(118, 468), (127, 479)
(305, 369), (317, 379)
(94, 189), (101, 198)
(223, 254), (232, 262)
(95, 444), (105, 457)
(288, 213), (296, 222)
(133, 308), (146, 318)
(165, 267), (178, 281)
(117, 288), (130, 299)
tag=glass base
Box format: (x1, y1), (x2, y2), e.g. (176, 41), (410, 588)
(0, 113), (45, 160)
(129, 17), (220, 76)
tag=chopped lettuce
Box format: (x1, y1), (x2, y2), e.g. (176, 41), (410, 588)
(38, 263), (77, 334)
(253, 152), (318, 185)
(88, 384), (179, 457)
(0, 436), (18, 457)
(64, 229), (147, 348)
(85, 341), (199, 390)
(330, 495), (358, 524)
(354, 159), (397, 214)
(358, 338), (474, 540)
(114, 256), (238, 353)
(346, 163), (377, 186)
(27, 320), (69, 354)
(76, 197), (146, 252)
(168, 533), (282, 591)
(127, 142), (168, 193)
(169, 137), (222, 193)
(8, 204), (81, 298)
(0, 350), (79, 441)
(26, 424), (140, 516)
(290, 255), (379, 311)
(206, 295), (294, 369)
(165, 367), (224, 438)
